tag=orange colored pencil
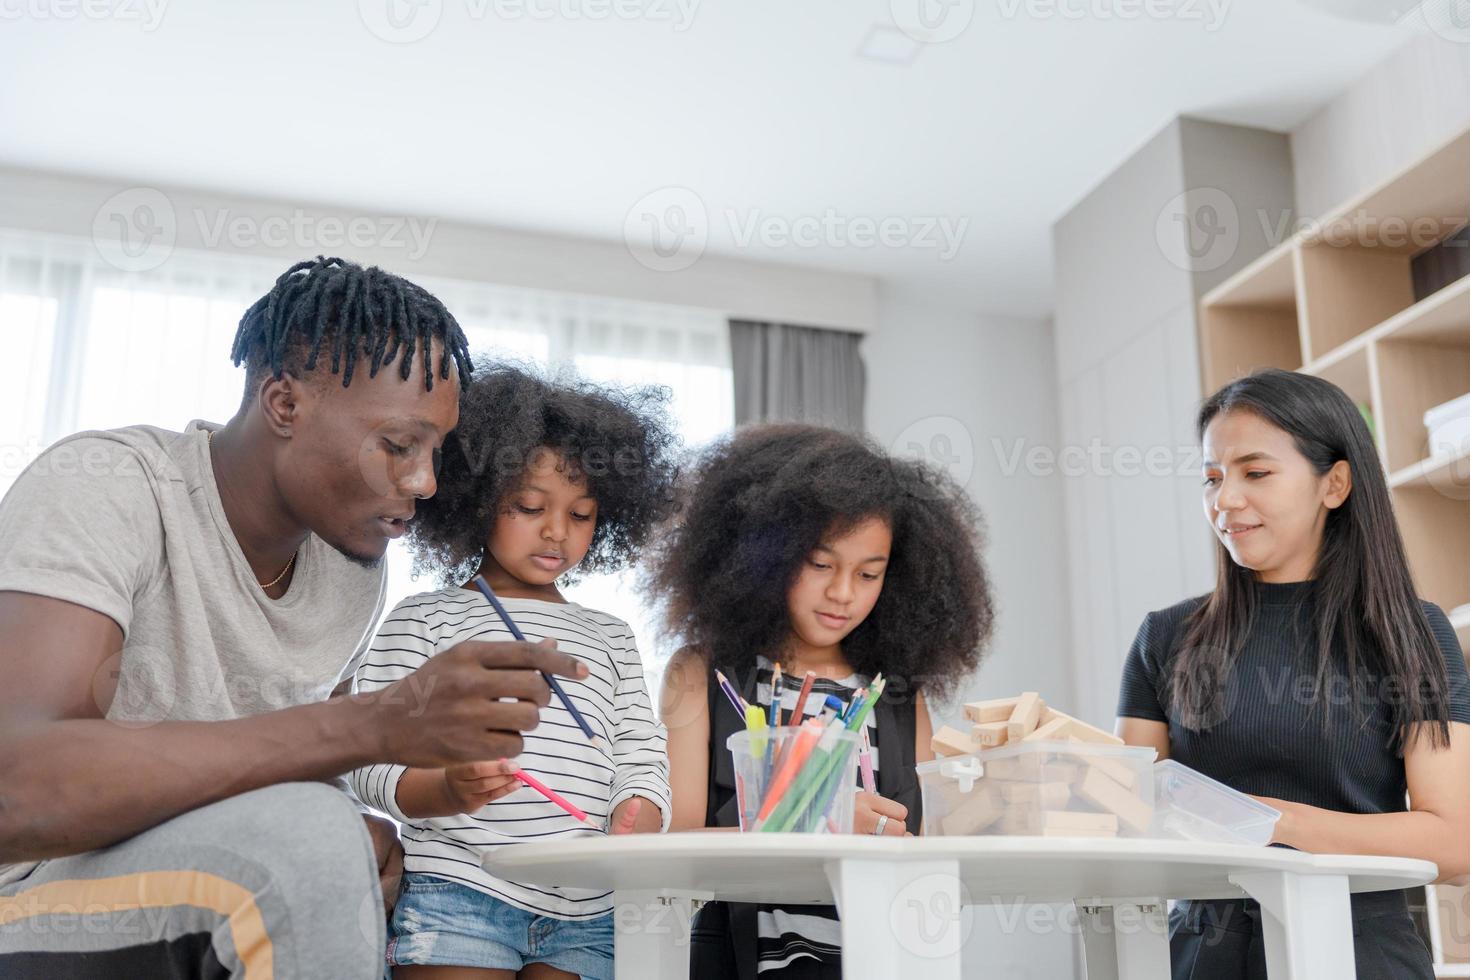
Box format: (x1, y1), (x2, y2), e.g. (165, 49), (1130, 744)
(756, 718), (823, 823)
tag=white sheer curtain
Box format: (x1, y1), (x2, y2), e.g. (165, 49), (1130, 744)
(0, 231), (734, 680)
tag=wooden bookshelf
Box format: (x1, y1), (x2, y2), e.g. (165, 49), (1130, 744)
(1198, 122), (1470, 977)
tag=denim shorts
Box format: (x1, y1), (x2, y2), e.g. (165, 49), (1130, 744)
(387, 872), (614, 979)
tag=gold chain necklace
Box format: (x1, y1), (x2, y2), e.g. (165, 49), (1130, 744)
(208, 428), (297, 591)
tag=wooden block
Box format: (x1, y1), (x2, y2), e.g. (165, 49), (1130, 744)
(971, 721), (1009, 748)
(938, 788), (1004, 836)
(1040, 810), (1118, 833)
(1006, 692), (1044, 740)
(1023, 716), (1072, 742)
(932, 725), (981, 757)
(1001, 781), (1071, 808)
(1044, 708), (1124, 745)
(963, 696), (1020, 724)
(997, 807), (1040, 834)
(1076, 766), (1154, 834)
(1090, 755), (1141, 792)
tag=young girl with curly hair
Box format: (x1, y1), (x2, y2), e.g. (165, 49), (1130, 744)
(349, 362), (681, 980)
(651, 423), (995, 980)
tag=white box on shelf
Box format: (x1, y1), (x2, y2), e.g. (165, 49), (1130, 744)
(1424, 391), (1470, 458)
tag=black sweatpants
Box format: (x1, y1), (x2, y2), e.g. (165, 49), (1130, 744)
(1169, 889), (1434, 979)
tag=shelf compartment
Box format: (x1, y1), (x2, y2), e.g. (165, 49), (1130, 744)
(1298, 243), (1416, 360)
(1375, 340), (1470, 475)
(1392, 485), (1470, 613)
(1199, 303), (1303, 394)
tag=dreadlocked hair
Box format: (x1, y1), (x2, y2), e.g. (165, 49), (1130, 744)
(231, 256), (473, 398)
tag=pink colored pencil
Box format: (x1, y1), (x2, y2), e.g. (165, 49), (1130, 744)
(859, 728), (877, 795)
(514, 769), (589, 823)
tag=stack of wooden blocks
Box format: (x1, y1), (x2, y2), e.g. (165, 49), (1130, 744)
(927, 693), (1154, 839)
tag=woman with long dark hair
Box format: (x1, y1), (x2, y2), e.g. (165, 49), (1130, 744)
(1117, 368), (1470, 979)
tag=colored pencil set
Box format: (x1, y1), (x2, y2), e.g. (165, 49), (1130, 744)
(720, 668), (886, 833)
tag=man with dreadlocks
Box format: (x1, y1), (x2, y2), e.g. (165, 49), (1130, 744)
(0, 257), (587, 979)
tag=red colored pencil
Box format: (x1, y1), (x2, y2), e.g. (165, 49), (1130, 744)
(789, 671), (817, 725)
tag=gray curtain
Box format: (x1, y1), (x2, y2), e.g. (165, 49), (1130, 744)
(728, 319), (866, 431)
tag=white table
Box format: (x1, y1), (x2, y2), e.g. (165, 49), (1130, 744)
(486, 835), (1435, 979)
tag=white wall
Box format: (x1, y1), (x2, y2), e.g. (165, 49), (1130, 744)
(1051, 118), (1295, 727)
(865, 284), (1079, 980)
(1292, 32), (1470, 220)
(0, 165), (878, 333)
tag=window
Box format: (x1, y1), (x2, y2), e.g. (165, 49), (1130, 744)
(0, 231), (734, 690)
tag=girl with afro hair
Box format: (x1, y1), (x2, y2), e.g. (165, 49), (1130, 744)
(348, 361), (680, 980)
(651, 422), (995, 980)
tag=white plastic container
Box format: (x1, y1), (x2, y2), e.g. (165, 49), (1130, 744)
(1151, 759), (1281, 847)
(917, 741), (1158, 838)
(1424, 391), (1470, 458)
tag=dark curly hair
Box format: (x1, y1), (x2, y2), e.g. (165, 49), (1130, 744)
(406, 361), (681, 588)
(646, 423), (993, 700)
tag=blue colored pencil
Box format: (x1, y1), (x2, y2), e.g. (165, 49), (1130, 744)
(471, 575), (597, 741)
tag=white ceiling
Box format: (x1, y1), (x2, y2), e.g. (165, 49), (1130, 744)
(0, 0), (1422, 317)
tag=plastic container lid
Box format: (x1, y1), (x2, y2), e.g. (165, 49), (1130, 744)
(1152, 759), (1281, 847)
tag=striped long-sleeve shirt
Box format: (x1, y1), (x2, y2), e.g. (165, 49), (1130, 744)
(349, 587), (671, 920)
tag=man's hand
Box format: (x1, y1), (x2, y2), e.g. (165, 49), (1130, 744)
(608, 796), (663, 835)
(361, 813), (403, 917)
(358, 638), (588, 768)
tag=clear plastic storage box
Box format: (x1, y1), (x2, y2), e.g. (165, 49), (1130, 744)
(917, 741), (1158, 839)
(1151, 759), (1281, 846)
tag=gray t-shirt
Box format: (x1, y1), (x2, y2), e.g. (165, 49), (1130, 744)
(0, 420), (386, 885)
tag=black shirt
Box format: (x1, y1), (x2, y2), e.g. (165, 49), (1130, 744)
(1118, 580), (1470, 814)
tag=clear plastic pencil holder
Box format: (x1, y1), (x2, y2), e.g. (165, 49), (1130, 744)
(727, 727), (863, 833)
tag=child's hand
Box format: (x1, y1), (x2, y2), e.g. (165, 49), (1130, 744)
(608, 796), (663, 835)
(441, 759), (523, 813)
(854, 791), (912, 836)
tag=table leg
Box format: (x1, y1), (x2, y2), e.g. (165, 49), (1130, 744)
(1075, 901), (1170, 980)
(823, 857), (964, 979)
(611, 889), (711, 980)
(1228, 871), (1355, 980)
